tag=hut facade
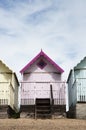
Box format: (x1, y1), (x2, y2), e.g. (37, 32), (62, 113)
(20, 50), (66, 118)
(67, 57), (86, 119)
(0, 60), (19, 118)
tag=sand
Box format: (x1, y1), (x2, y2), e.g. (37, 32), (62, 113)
(0, 118), (86, 130)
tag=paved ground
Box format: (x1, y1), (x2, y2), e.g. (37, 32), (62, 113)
(0, 118), (86, 130)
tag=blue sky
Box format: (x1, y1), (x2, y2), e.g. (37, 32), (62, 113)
(0, 0), (86, 80)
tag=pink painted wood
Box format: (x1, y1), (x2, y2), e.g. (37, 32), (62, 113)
(20, 50), (65, 105)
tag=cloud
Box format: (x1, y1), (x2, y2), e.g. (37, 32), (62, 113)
(0, 0), (86, 80)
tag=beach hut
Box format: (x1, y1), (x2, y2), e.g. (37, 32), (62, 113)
(0, 60), (19, 118)
(20, 50), (66, 118)
(67, 57), (86, 119)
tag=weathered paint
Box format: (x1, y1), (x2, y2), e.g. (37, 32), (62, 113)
(0, 60), (19, 113)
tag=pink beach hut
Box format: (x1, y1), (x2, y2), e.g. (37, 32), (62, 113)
(20, 50), (66, 118)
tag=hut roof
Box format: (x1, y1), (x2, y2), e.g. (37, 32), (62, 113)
(20, 50), (64, 74)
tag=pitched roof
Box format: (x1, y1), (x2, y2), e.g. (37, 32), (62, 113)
(67, 56), (86, 83)
(74, 56), (86, 69)
(0, 60), (19, 85)
(0, 60), (12, 72)
(20, 50), (64, 73)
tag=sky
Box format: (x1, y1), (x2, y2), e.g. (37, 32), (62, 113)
(0, 0), (86, 81)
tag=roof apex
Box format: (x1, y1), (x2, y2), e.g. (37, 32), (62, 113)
(20, 50), (64, 73)
(74, 56), (86, 69)
(0, 60), (19, 85)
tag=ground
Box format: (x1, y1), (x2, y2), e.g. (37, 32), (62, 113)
(0, 118), (86, 130)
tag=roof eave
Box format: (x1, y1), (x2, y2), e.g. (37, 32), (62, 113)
(20, 50), (64, 73)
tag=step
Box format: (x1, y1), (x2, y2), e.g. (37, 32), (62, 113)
(36, 113), (51, 118)
(36, 103), (50, 105)
(36, 102), (50, 105)
(0, 109), (8, 112)
(36, 109), (51, 112)
(36, 99), (50, 104)
(0, 106), (8, 112)
(35, 98), (51, 119)
(36, 99), (50, 102)
(0, 113), (8, 118)
(36, 98), (50, 101)
(36, 106), (51, 110)
(0, 111), (7, 114)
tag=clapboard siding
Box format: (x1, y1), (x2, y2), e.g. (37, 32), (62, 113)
(20, 50), (66, 118)
(67, 57), (86, 119)
(20, 51), (65, 104)
(0, 60), (19, 118)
